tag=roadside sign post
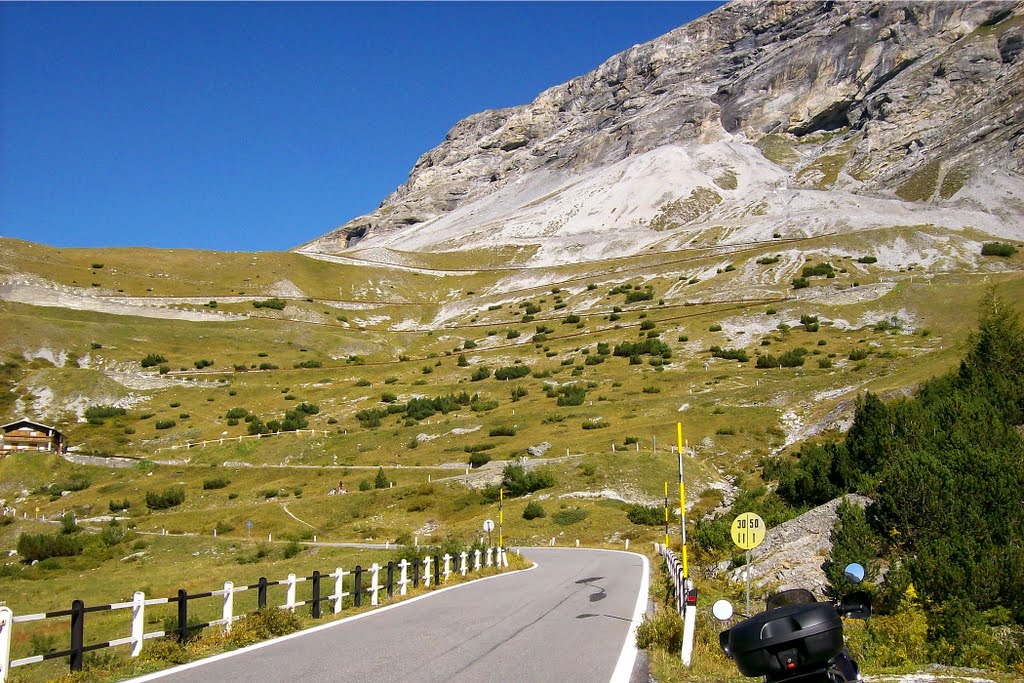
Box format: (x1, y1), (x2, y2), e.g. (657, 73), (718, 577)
(730, 512), (766, 616)
(677, 422), (696, 668)
(483, 519), (494, 548)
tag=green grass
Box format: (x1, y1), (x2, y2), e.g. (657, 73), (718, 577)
(2, 232), (1023, 677)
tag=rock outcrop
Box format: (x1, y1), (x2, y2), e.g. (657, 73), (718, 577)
(299, 1), (1024, 259)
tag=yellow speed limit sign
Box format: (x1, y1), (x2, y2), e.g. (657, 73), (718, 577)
(730, 512), (766, 550)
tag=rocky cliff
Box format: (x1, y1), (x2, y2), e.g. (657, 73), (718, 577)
(299, 1), (1024, 262)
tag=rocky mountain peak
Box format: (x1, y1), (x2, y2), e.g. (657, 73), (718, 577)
(299, 0), (1024, 261)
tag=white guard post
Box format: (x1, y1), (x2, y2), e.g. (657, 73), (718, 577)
(286, 574), (297, 611)
(369, 563), (381, 606)
(131, 591), (145, 656)
(681, 577), (696, 667)
(332, 568), (346, 614)
(423, 556), (433, 587)
(222, 583), (234, 633)
(442, 554), (452, 582)
(485, 548), (493, 567)
(459, 552), (468, 576)
(474, 549), (481, 571)
(0, 606), (12, 683)
(398, 559), (409, 596)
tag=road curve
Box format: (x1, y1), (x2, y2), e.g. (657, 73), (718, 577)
(126, 547), (649, 683)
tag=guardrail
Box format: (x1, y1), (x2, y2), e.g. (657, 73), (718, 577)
(655, 543), (696, 614)
(153, 429), (330, 454)
(0, 547), (510, 682)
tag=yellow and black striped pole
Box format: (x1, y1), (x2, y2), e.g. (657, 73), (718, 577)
(664, 481), (670, 549)
(677, 422), (689, 579)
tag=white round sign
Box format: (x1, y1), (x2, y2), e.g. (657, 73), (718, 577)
(483, 519), (495, 533)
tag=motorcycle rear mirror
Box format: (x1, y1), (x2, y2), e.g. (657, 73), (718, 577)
(843, 562), (866, 584)
(712, 599), (734, 621)
(838, 589), (872, 619)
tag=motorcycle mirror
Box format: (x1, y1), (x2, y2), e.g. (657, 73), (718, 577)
(838, 589), (872, 619)
(718, 627), (733, 659)
(843, 562), (866, 584)
(712, 599), (734, 621)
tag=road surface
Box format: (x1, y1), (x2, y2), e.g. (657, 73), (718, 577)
(127, 547), (648, 683)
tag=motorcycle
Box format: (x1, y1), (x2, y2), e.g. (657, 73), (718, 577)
(712, 563), (872, 682)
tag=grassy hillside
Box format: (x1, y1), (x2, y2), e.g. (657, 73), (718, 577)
(1, 234), (1022, 676)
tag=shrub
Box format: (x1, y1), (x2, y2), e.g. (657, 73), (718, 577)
(818, 358), (834, 369)
(556, 384), (587, 406)
(203, 477), (231, 490)
(792, 277), (810, 289)
(109, 498), (131, 512)
(802, 262), (834, 277)
(494, 365), (530, 380)
(849, 348), (869, 361)
(756, 255), (781, 265)
(642, 386), (661, 394)
(282, 540), (302, 559)
(625, 289), (654, 303)
(627, 504), (665, 526)
(553, 508), (588, 525)
(146, 486), (185, 510)
(506, 329), (521, 339)
(523, 501), (547, 520)
(716, 426), (736, 435)
(582, 419), (609, 430)
(708, 323), (723, 332)
(489, 425), (516, 437)
(471, 367), (491, 381)
(468, 452), (492, 468)
(510, 385), (528, 402)
(497, 463), (556, 498)
(636, 608), (684, 651)
(140, 353), (168, 368)
(194, 359), (214, 369)
(464, 443), (496, 453)
(856, 255), (878, 264)
(980, 242), (1017, 257)
(709, 346), (749, 362)
(17, 533), (84, 563)
(154, 419), (176, 430)
(225, 407), (248, 419)
(84, 405), (127, 423)
(252, 298), (286, 310)
(777, 348), (807, 367)
(374, 467), (389, 489)
(358, 480), (372, 492)
(381, 392), (399, 403)
(463, 339), (477, 349)
(563, 313), (581, 324)
(293, 360), (322, 369)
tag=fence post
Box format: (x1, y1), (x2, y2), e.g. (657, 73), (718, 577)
(1, 606), (14, 683)
(474, 549), (481, 571)
(412, 557), (420, 589)
(69, 599), (86, 672)
(486, 548), (493, 567)
(332, 568), (344, 614)
(177, 589), (188, 643)
(286, 574), (297, 611)
(311, 571), (321, 619)
(433, 554), (440, 586)
(222, 581), (234, 632)
(398, 560), (409, 596)
(459, 552), (468, 576)
(130, 591), (145, 657)
(369, 563), (381, 606)
(258, 577), (268, 609)
(354, 566), (362, 608)
(442, 554), (451, 583)
(423, 556), (432, 587)
(386, 562), (395, 599)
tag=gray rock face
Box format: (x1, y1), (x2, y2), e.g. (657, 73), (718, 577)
(301, 0), (1024, 255)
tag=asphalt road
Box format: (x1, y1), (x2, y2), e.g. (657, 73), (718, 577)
(128, 547), (648, 683)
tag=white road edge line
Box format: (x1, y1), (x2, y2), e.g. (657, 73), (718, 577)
(609, 550), (650, 683)
(121, 561), (539, 683)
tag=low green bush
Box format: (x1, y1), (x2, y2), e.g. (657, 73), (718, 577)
(146, 486), (185, 510)
(523, 501), (546, 520)
(553, 508), (588, 525)
(203, 477), (231, 490)
(17, 532), (84, 563)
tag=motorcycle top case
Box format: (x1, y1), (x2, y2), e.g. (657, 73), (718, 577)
(726, 602), (844, 677)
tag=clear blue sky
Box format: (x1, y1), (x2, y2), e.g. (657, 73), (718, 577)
(1, 2), (723, 251)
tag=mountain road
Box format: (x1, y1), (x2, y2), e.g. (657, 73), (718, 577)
(125, 547), (649, 683)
